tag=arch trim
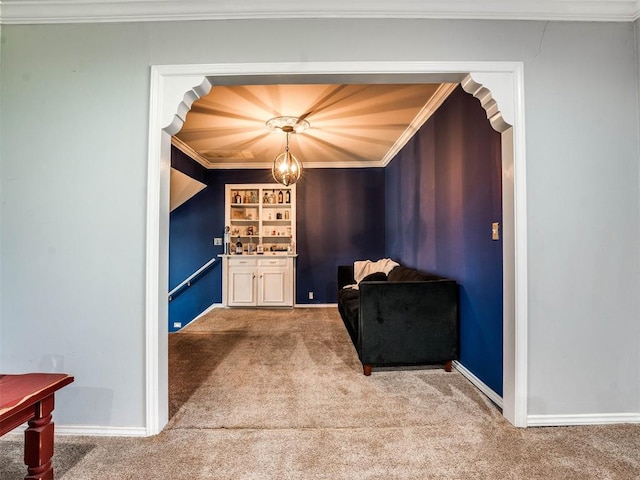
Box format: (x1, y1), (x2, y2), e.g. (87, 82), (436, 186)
(146, 61), (528, 433)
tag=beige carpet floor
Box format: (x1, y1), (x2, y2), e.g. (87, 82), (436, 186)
(1, 307), (639, 479)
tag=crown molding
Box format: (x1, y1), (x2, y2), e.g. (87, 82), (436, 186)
(0, 0), (639, 24)
(381, 82), (458, 167)
(170, 136), (211, 169)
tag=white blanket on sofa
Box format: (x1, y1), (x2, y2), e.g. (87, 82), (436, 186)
(343, 258), (399, 289)
(354, 258), (399, 283)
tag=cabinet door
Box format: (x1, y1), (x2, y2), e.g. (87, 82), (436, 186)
(228, 266), (257, 306)
(257, 266), (291, 306)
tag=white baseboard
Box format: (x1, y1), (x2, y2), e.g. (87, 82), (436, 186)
(193, 303), (224, 320)
(2, 425), (148, 438)
(170, 303), (224, 332)
(527, 413), (640, 427)
(294, 303), (338, 308)
(57, 425), (147, 437)
(453, 360), (504, 409)
(55, 425), (148, 436)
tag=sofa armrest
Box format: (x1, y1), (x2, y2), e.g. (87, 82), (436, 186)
(337, 265), (355, 290)
(358, 280), (458, 366)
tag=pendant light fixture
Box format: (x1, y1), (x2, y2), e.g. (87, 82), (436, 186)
(266, 116), (309, 186)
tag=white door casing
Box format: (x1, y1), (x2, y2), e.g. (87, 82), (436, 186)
(146, 61), (528, 434)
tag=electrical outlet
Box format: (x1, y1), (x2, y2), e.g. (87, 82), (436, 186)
(308, 292), (314, 300)
(214, 237), (222, 246)
(173, 322), (182, 329)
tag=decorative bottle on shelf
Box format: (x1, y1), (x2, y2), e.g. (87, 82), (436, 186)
(235, 236), (243, 255)
(234, 192), (242, 204)
(285, 190), (291, 204)
(223, 226), (230, 254)
(278, 190), (284, 204)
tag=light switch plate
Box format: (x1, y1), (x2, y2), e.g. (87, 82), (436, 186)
(214, 237), (222, 245)
(492, 222), (500, 240)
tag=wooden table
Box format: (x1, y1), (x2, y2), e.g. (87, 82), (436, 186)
(0, 373), (74, 480)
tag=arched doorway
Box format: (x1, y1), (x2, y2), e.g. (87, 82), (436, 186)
(145, 62), (528, 434)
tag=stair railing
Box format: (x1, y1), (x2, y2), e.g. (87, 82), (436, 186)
(168, 257), (217, 301)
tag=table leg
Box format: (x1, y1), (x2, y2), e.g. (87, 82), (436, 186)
(24, 395), (55, 480)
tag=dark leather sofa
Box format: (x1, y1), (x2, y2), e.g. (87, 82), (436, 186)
(337, 264), (459, 376)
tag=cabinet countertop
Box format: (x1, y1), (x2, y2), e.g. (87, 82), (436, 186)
(218, 253), (298, 258)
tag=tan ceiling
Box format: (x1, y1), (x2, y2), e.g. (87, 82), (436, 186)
(173, 83), (456, 169)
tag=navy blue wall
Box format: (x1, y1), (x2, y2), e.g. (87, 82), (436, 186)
(169, 151), (222, 332)
(296, 169), (386, 304)
(385, 86), (503, 395)
(169, 150), (385, 330)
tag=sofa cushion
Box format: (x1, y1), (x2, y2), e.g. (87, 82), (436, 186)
(337, 288), (360, 343)
(361, 272), (387, 282)
(337, 287), (359, 302)
(387, 265), (444, 282)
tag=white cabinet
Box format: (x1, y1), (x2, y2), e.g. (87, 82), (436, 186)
(224, 256), (295, 307)
(221, 183), (297, 308)
(257, 257), (292, 306)
(227, 259), (258, 306)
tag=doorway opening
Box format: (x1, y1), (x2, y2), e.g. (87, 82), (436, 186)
(145, 62), (528, 434)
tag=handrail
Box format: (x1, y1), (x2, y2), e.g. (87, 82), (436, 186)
(168, 257), (217, 301)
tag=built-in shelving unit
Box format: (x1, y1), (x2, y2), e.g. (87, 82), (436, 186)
(221, 183), (297, 307)
(225, 184), (296, 254)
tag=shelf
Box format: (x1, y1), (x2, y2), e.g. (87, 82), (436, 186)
(226, 183), (295, 246)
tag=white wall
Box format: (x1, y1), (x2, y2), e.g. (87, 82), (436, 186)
(523, 21), (639, 418)
(0, 23), (151, 428)
(1, 19), (639, 428)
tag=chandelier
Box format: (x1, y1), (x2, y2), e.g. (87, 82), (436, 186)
(266, 116), (309, 186)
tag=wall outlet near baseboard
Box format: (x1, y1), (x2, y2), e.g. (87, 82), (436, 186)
(308, 292), (314, 300)
(213, 237), (222, 245)
(173, 322), (182, 329)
